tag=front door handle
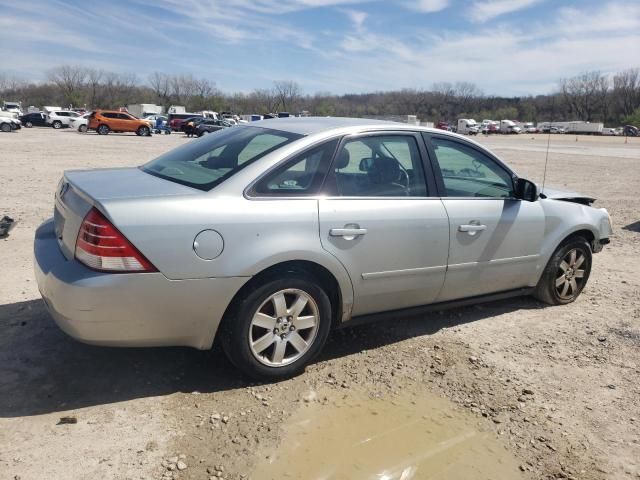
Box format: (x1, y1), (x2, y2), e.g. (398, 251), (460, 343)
(329, 226), (368, 239)
(458, 223), (487, 235)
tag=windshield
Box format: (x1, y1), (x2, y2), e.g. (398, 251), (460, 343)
(142, 126), (302, 191)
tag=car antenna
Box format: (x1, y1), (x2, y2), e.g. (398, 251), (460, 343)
(541, 96), (556, 194)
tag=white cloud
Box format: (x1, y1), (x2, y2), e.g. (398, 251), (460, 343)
(342, 9), (368, 29)
(468, 0), (544, 23)
(407, 0), (450, 13)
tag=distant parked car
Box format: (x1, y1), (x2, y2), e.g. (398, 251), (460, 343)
(0, 116), (21, 132)
(88, 110), (152, 136)
(46, 111), (81, 129)
(69, 113), (92, 133)
(436, 121), (450, 131)
(20, 112), (48, 128)
(143, 114), (167, 128)
(196, 119), (232, 137)
(179, 116), (207, 132)
(550, 126), (566, 134)
(168, 113), (203, 131)
(623, 125), (639, 137)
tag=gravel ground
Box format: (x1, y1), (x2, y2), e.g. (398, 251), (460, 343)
(0, 127), (638, 480)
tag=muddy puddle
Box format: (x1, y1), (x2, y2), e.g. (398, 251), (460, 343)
(251, 388), (523, 480)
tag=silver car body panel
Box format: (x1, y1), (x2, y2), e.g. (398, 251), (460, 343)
(318, 198), (449, 316)
(438, 198), (545, 301)
(34, 117), (613, 350)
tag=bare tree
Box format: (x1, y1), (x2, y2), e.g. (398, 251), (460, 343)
(273, 80), (301, 112)
(453, 82), (483, 112)
(612, 68), (640, 118)
(148, 72), (171, 103)
(86, 68), (104, 108)
(47, 65), (88, 107)
(560, 71), (609, 121)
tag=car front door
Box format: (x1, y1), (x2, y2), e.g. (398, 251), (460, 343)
(424, 134), (545, 301)
(318, 132), (449, 317)
(118, 113), (136, 132)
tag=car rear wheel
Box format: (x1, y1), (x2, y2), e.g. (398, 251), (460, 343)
(25, 121), (33, 128)
(52, 120), (62, 129)
(534, 237), (592, 305)
(97, 124), (110, 135)
(0, 123), (11, 133)
(78, 124), (87, 133)
(221, 275), (332, 380)
(136, 126), (150, 136)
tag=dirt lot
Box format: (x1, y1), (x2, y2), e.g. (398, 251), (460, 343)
(0, 128), (639, 480)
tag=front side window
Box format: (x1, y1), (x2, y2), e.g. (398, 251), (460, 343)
(253, 139), (339, 195)
(326, 135), (427, 197)
(143, 126), (302, 191)
(431, 137), (514, 198)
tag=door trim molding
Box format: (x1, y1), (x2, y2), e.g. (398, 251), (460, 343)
(447, 253), (540, 271)
(362, 265), (447, 280)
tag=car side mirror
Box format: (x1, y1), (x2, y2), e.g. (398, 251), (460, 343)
(515, 178), (539, 202)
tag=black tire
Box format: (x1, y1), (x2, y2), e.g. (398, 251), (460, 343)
(25, 121), (33, 128)
(97, 124), (110, 135)
(78, 124), (87, 133)
(0, 123), (11, 133)
(137, 126), (150, 137)
(52, 120), (63, 129)
(221, 275), (332, 380)
(534, 236), (592, 305)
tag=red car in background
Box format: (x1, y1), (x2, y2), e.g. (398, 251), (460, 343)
(435, 121), (451, 131)
(168, 113), (203, 131)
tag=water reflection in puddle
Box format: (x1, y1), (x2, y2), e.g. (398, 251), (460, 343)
(251, 388), (523, 480)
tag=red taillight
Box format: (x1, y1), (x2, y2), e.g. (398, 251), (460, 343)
(75, 208), (157, 273)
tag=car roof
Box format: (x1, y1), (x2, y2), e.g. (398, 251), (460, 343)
(249, 116), (407, 135)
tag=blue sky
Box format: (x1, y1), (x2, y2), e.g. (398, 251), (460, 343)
(1, 0), (639, 96)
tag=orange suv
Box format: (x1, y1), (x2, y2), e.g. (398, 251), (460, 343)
(88, 110), (152, 136)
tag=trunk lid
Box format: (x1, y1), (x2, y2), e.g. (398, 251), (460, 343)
(53, 167), (198, 260)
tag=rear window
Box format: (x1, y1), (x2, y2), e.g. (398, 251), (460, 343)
(142, 126), (302, 191)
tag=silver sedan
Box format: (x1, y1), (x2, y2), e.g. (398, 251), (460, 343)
(34, 117), (613, 379)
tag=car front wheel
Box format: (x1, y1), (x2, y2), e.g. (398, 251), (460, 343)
(78, 124), (87, 133)
(221, 275), (332, 380)
(97, 124), (110, 135)
(52, 120), (62, 129)
(136, 126), (150, 136)
(534, 236), (592, 305)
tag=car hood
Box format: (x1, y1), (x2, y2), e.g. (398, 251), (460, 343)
(540, 186), (596, 205)
(64, 167), (199, 201)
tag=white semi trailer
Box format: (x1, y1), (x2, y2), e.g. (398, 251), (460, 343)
(500, 120), (521, 134)
(126, 104), (164, 118)
(457, 118), (479, 135)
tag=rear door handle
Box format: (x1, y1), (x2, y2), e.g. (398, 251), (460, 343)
(458, 224), (487, 235)
(329, 226), (368, 239)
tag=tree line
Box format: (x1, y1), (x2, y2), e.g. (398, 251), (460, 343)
(1, 66), (639, 126)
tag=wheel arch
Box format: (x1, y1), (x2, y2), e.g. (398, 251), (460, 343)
(211, 258), (353, 349)
(534, 224), (598, 286)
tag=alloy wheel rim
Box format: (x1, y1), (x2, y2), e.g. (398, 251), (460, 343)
(248, 289), (319, 367)
(555, 248), (587, 300)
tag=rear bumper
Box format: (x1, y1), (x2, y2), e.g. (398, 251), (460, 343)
(34, 219), (248, 350)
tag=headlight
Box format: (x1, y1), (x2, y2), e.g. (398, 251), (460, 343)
(599, 208), (613, 237)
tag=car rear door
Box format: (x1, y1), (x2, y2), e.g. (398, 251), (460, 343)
(423, 133), (545, 302)
(318, 132), (449, 317)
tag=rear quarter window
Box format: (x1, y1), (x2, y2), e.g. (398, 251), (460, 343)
(142, 126), (302, 191)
